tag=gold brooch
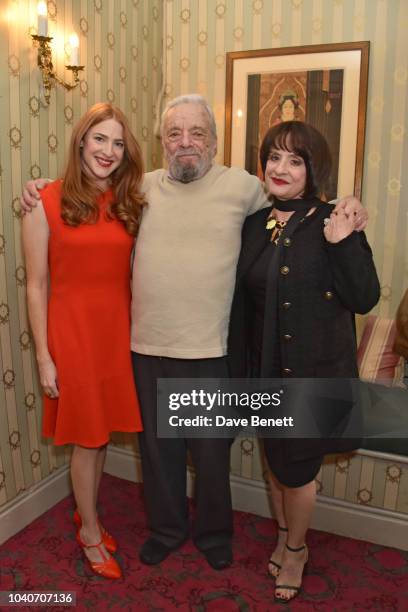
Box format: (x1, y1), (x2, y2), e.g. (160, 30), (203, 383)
(266, 218), (277, 230)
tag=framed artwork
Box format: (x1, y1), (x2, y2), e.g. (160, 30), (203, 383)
(224, 42), (369, 200)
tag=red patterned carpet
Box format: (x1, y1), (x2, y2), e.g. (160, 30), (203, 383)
(1, 473), (407, 611)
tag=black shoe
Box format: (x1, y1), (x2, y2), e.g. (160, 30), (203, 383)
(203, 545), (233, 570)
(139, 538), (174, 565)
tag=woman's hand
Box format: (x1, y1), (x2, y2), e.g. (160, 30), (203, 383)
(324, 209), (355, 243)
(333, 196), (368, 231)
(37, 356), (59, 399)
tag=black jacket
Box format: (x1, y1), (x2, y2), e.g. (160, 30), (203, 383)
(227, 202), (381, 460)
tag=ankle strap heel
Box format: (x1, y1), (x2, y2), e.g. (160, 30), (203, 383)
(286, 543), (306, 553)
(76, 531), (121, 579)
(274, 543), (308, 603)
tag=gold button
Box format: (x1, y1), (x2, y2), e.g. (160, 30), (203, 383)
(283, 368), (293, 375)
(280, 266), (290, 275)
(282, 302), (291, 309)
(325, 291), (333, 300)
(283, 238), (291, 247)
(283, 334), (292, 341)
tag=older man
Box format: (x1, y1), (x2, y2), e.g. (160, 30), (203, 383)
(130, 96), (268, 570)
(21, 94), (367, 570)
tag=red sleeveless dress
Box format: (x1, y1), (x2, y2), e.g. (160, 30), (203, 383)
(41, 180), (142, 446)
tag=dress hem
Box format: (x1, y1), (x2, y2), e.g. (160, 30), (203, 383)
(42, 426), (143, 448)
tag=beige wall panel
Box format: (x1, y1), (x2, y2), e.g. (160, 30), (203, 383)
(119, 0), (126, 111)
(357, 456), (375, 506)
(319, 457), (336, 498)
(382, 462), (401, 511)
(251, 2), (262, 50)
(79, 0), (88, 116)
(230, 437), (242, 477)
(379, 0), (407, 317)
(396, 464), (408, 514)
(196, 0), (208, 96)
(213, 2), (226, 163)
(353, 0), (366, 41)
(333, 456), (350, 500)
(370, 458), (388, 509)
(332, 0), (343, 42)
(179, 0), (190, 94)
(271, 0), (283, 48)
(311, 0), (323, 46)
(239, 437), (256, 480)
(291, 0), (303, 46)
(251, 439), (266, 483)
(0, 453), (7, 506)
(233, 0), (243, 52)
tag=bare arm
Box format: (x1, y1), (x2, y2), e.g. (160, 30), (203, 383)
(20, 178), (52, 213)
(22, 203), (59, 397)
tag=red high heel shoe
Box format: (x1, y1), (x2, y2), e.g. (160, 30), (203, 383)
(76, 531), (122, 580)
(73, 509), (117, 553)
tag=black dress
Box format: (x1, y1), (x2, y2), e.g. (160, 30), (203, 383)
(228, 199), (380, 487)
(244, 230), (323, 486)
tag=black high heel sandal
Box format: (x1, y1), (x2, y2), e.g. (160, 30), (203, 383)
(274, 542), (308, 603)
(267, 525), (288, 577)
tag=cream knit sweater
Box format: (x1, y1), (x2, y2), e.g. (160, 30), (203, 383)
(131, 164), (268, 358)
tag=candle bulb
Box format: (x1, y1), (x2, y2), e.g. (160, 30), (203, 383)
(37, 1), (48, 37)
(69, 32), (80, 66)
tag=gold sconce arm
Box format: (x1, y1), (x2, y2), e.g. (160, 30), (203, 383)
(31, 34), (84, 105)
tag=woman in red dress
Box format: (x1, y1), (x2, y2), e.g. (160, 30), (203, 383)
(22, 103), (145, 579)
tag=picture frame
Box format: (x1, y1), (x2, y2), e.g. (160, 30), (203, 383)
(224, 42), (369, 200)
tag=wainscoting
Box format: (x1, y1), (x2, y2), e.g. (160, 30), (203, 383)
(1, 445), (407, 551)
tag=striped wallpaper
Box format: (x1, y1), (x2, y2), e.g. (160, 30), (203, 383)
(0, 0), (162, 508)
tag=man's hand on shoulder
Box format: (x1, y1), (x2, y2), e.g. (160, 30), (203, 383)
(332, 195), (368, 232)
(20, 178), (51, 213)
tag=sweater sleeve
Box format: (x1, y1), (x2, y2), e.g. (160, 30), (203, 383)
(326, 231), (381, 314)
(245, 174), (269, 215)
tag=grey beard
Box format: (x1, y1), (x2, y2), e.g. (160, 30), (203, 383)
(169, 158), (211, 183)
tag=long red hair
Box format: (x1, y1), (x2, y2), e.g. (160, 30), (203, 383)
(62, 103), (145, 236)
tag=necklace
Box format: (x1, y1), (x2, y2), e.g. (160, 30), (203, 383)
(265, 197), (320, 244)
(266, 213), (287, 245)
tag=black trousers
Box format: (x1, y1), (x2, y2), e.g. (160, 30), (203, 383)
(132, 352), (233, 550)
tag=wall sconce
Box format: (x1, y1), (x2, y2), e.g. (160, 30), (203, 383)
(31, 2), (84, 106)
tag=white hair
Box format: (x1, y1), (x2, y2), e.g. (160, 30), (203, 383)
(160, 94), (217, 140)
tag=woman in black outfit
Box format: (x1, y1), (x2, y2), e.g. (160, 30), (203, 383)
(228, 121), (380, 603)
